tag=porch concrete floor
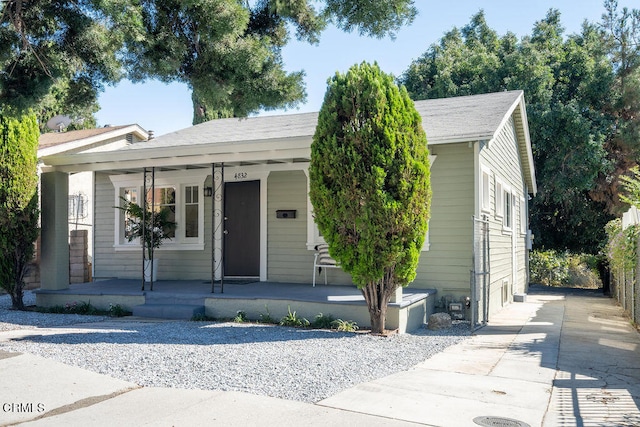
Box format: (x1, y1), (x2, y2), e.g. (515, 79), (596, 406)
(35, 279), (434, 308)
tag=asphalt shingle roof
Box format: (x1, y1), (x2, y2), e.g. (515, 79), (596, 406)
(122, 90), (523, 150)
(414, 90), (523, 143)
(40, 90), (534, 193)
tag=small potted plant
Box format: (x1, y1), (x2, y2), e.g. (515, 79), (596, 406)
(116, 196), (176, 282)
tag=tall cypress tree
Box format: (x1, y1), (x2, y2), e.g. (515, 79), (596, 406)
(0, 111), (39, 309)
(310, 62), (431, 333)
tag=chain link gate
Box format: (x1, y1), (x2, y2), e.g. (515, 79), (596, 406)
(471, 215), (490, 330)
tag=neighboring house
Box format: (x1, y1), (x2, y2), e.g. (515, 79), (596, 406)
(38, 124), (149, 271)
(38, 91), (535, 324)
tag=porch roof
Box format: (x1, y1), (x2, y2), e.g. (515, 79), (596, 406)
(40, 91), (535, 192)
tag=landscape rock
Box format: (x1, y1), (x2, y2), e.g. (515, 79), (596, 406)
(428, 312), (452, 330)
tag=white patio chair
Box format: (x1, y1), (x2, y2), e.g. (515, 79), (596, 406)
(313, 244), (340, 287)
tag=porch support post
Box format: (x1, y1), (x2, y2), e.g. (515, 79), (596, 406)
(211, 162), (225, 293)
(220, 162), (224, 293)
(150, 167), (155, 291)
(142, 167), (147, 291)
(211, 163), (216, 294)
(40, 171), (70, 290)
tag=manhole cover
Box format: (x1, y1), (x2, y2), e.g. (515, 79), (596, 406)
(473, 416), (531, 427)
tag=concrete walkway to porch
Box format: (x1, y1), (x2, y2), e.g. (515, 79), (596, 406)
(3, 285), (639, 426)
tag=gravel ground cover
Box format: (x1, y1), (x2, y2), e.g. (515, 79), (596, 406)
(0, 291), (471, 403)
(0, 291), (107, 331)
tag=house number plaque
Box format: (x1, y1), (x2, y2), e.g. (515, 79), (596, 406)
(233, 172), (248, 180)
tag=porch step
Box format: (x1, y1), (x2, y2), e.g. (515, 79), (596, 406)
(132, 303), (205, 320)
(143, 294), (207, 306)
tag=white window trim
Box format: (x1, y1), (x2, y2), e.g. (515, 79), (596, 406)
(181, 184), (201, 244)
(502, 184), (514, 233)
(422, 221), (431, 251)
(495, 178), (504, 219)
(68, 192), (88, 220)
(110, 170), (209, 251)
(520, 196), (527, 235)
(480, 165), (491, 213)
(304, 167), (325, 250)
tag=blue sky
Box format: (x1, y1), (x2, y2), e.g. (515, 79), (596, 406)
(95, 1), (637, 136)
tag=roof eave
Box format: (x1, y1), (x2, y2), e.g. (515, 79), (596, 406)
(42, 135), (312, 173)
(428, 134), (494, 145)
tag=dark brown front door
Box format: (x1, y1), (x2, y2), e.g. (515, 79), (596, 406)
(224, 180), (260, 277)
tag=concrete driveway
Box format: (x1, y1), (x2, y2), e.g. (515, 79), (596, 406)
(1, 285), (639, 426)
(320, 285), (640, 426)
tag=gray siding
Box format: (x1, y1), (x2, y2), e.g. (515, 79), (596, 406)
(479, 116), (529, 309)
(413, 143), (475, 297)
(267, 170), (311, 282)
(267, 170), (353, 285)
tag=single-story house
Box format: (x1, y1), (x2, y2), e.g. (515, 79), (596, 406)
(37, 90), (536, 329)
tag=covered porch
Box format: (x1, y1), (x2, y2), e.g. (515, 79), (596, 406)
(35, 280), (436, 333)
(37, 114), (438, 333)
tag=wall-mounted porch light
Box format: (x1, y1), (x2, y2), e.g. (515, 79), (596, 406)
(204, 187), (213, 197)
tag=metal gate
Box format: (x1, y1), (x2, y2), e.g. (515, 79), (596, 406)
(471, 215), (490, 330)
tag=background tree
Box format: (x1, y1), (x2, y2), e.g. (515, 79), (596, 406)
(125, 0), (417, 124)
(309, 62), (431, 334)
(0, 111), (39, 309)
(0, 0), (130, 124)
(399, 9), (620, 252)
(1, 1), (416, 125)
(594, 0), (640, 211)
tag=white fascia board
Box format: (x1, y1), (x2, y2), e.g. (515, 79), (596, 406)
(43, 135), (311, 170)
(428, 134), (494, 146)
(483, 90), (537, 196)
(517, 100), (537, 196)
(45, 147), (312, 173)
(490, 91), (524, 144)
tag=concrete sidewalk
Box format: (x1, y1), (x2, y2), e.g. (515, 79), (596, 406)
(1, 286), (639, 426)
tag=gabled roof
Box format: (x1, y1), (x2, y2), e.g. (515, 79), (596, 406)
(38, 124), (148, 157)
(41, 91), (536, 193)
(416, 91), (527, 144)
(123, 112), (319, 149)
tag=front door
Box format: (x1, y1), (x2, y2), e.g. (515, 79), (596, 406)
(224, 180), (260, 277)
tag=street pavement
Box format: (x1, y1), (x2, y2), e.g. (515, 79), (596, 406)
(1, 285), (639, 426)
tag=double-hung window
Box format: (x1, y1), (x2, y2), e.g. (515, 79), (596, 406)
(122, 187), (139, 242)
(504, 190), (513, 230)
(184, 185), (199, 239)
(147, 186), (176, 239)
(495, 177), (514, 232)
(68, 193), (88, 220)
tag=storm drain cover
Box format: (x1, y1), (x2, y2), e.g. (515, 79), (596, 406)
(473, 416), (531, 427)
